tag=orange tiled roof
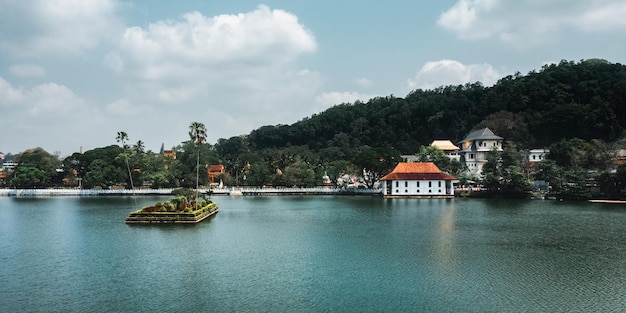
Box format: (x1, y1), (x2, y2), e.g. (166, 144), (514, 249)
(431, 140), (460, 151)
(380, 162), (456, 181)
(208, 164), (225, 173)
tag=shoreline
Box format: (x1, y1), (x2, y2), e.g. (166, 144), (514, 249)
(0, 187), (382, 197)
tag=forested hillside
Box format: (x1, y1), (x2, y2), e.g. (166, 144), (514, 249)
(5, 59), (626, 198)
(245, 59), (626, 153)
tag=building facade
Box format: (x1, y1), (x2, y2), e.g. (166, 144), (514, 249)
(380, 162), (456, 198)
(457, 128), (503, 175)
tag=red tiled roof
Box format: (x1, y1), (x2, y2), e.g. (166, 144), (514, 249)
(208, 164), (224, 173)
(380, 162), (456, 181)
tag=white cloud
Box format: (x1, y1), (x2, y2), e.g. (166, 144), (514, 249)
(9, 63), (46, 78)
(407, 59), (501, 90)
(100, 5), (321, 142)
(0, 0), (121, 56)
(0, 76), (83, 115)
(438, 0), (626, 45)
(109, 5), (316, 80)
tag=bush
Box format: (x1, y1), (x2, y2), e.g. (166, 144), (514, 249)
(164, 201), (176, 212)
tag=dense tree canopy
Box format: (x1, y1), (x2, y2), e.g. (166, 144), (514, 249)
(245, 60), (626, 153)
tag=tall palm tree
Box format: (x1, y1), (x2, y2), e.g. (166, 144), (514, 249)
(116, 131), (136, 208)
(134, 140), (145, 154)
(189, 122), (207, 209)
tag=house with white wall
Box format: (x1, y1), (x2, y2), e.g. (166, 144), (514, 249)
(457, 128), (503, 175)
(380, 162), (456, 198)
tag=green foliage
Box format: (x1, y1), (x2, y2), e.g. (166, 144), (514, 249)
(533, 159), (561, 188)
(11, 166), (50, 188)
(480, 143), (532, 196)
(244, 60), (626, 153)
(283, 157), (317, 187)
(353, 146), (402, 188)
(9, 59), (626, 192)
(170, 195), (189, 210)
(415, 145), (467, 177)
(11, 148), (61, 187)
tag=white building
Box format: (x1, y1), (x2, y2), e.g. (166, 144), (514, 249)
(431, 140), (461, 161)
(524, 149), (548, 163)
(457, 128), (503, 175)
(380, 162), (456, 198)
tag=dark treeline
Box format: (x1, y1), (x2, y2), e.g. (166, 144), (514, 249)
(245, 59), (626, 153)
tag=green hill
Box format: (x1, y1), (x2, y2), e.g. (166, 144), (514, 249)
(243, 59), (626, 153)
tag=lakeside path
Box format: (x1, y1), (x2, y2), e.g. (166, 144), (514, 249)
(0, 188), (382, 197)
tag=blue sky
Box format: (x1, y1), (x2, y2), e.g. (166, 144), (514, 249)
(1, 0), (626, 156)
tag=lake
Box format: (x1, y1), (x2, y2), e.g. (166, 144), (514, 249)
(1, 195), (625, 312)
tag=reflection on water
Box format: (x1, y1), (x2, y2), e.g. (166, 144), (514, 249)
(0, 196), (625, 312)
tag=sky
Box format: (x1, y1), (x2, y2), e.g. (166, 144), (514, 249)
(1, 0), (626, 157)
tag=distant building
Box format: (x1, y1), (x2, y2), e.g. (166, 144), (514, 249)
(208, 164), (225, 184)
(611, 149), (626, 167)
(457, 128), (503, 175)
(163, 150), (176, 159)
(380, 162), (456, 198)
(402, 155), (419, 162)
(431, 140), (461, 161)
(524, 149), (548, 163)
(2, 161), (17, 171)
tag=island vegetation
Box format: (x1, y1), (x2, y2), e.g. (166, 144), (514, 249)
(125, 193), (218, 224)
(2, 59), (626, 200)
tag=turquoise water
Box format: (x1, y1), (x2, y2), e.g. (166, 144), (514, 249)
(1, 196), (625, 312)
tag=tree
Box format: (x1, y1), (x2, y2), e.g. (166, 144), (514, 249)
(480, 142), (531, 196)
(189, 122), (207, 208)
(115, 131), (135, 190)
(83, 159), (124, 189)
(134, 140), (145, 154)
(283, 157), (317, 187)
(11, 166), (49, 188)
(115, 131), (139, 210)
(10, 148), (60, 188)
(533, 159), (561, 189)
(481, 148), (501, 191)
(415, 145), (466, 177)
(353, 146), (402, 188)
(548, 138), (592, 169)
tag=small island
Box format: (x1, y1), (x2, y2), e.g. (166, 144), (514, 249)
(125, 195), (218, 224)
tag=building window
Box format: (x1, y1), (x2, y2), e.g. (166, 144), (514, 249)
(395, 181), (399, 187)
(438, 181), (441, 187)
(429, 189), (432, 193)
(417, 181), (420, 187)
(428, 181), (432, 187)
(438, 189), (442, 193)
(405, 189), (408, 193)
(405, 181), (408, 187)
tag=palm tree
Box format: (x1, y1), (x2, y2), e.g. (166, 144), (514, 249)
(134, 140), (145, 154)
(116, 131), (136, 208)
(189, 122), (207, 209)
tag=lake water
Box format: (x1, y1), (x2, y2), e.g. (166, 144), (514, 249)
(1, 196), (625, 312)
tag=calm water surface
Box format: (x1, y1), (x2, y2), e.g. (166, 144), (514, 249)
(1, 196), (625, 312)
